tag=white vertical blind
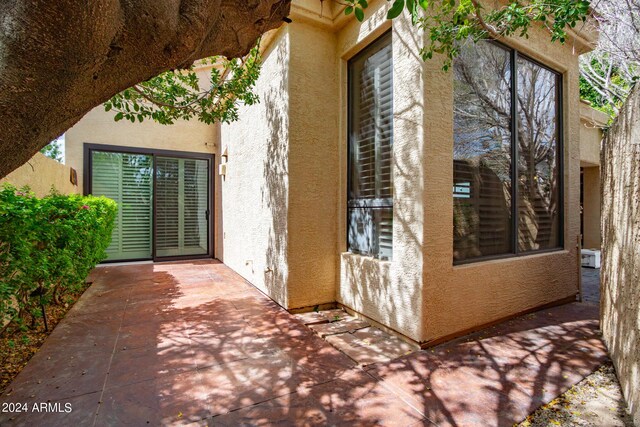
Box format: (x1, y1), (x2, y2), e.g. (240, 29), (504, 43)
(348, 32), (393, 260)
(155, 157), (209, 257)
(91, 151), (153, 260)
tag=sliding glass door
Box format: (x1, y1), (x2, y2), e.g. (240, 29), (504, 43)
(88, 146), (212, 262)
(155, 157), (209, 258)
(91, 152), (154, 260)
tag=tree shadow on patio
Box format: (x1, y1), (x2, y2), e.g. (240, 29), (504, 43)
(92, 261), (423, 426)
(366, 302), (608, 426)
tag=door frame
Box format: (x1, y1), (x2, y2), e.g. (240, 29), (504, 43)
(83, 143), (215, 263)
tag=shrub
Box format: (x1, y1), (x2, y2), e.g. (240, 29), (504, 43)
(0, 184), (116, 330)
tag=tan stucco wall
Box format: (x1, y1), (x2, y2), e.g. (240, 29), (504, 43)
(327, 0), (583, 343)
(218, 28), (291, 306)
(1, 152), (79, 196)
(579, 103), (607, 250)
(421, 18), (583, 343)
(582, 166), (601, 249)
(287, 22), (340, 308)
(580, 102), (608, 167)
(65, 68), (218, 192)
(335, 2), (426, 341)
(217, 0), (588, 343)
(601, 87), (640, 426)
(579, 122), (602, 167)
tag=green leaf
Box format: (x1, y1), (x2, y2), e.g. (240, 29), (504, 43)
(114, 112), (124, 122)
(345, 6), (353, 15)
(387, 0), (405, 19)
(354, 6), (365, 21)
(418, 0), (428, 10)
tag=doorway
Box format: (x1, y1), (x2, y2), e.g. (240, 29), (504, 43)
(85, 144), (214, 262)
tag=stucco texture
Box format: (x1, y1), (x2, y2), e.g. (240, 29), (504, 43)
(580, 102), (608, 167)
(336, 2), (425, 341)
(420, 18), (586, 344)
(287, 21), (340, 308)
(219, 0), (588, 344)
(582, 166), (601, 250)
(331, 0), (585, 343)
(219, 21), (341, 309)
(579, 103), (608, 250)
(1, 152), (79, 196)
(601, 86), (640, 426)
(219, 28), (291, 307)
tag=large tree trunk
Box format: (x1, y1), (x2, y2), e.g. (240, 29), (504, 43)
(0, 0), (290, 178)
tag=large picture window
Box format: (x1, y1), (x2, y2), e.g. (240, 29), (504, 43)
(347, 32), (393, 260)
(453, 41), (562, 263)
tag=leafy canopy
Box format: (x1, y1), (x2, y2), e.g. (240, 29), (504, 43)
(104, 43), (261, 125)
(577, 0), (640, 117)
(345, 0), (590, 70)
(40, 137), (63, 162)
(105, 0), (591, 125)
(579, 54), (637, 117)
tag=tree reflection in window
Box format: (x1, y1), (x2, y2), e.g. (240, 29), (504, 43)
(517, 58), (561, 252)
(453, 40), (562, 263)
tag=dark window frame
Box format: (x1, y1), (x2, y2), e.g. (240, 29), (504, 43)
(453, 41), (565, 266)
(346, 31), (394, 260)
(83, 143), (215, 263)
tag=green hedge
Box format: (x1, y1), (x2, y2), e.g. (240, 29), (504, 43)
(0, 184), (117, 330)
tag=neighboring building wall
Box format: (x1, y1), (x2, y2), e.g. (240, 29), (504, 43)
(579, 102), (608, 250)
(582, 166), (601, 249)
(580, 103), (605, 166)
(1, 152), (79, 196)
(219, 28), (291, 306)
(601, 87), (640, 426)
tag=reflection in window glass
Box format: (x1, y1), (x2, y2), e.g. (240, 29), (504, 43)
(453, 41), (562, 263)
(517, 57), (561, 251)
(453, 42), (513, 262)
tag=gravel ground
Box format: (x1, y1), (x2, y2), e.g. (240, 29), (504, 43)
(519, 363), (634, 427)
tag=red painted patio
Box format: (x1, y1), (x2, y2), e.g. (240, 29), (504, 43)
(0, 261), (607, 426)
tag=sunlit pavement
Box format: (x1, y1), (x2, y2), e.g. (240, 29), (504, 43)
(0, 261), (607, 426)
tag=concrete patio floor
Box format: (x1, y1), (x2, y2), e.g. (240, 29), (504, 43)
(0, 261), (608, 426)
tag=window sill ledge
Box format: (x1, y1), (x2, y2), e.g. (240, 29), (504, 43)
(453, 248), (570, 269)
(341, 252), (393, 265)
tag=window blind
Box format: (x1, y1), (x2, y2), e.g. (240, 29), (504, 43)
(348, 32), (393, 260)
(91, 151), (153, 260)
(155, 157), (209, 257)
